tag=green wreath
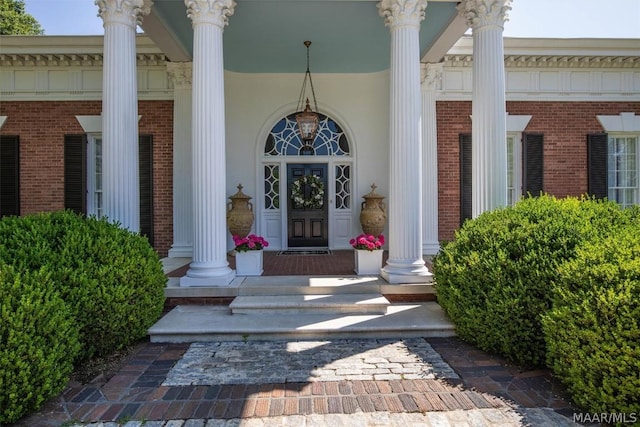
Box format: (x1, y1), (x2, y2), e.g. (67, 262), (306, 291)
(291, 174), (325, 209)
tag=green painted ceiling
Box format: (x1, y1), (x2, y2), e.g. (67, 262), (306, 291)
(149, 0), (460, 73)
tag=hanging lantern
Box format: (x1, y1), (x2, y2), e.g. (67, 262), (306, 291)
(295, 41), (320, 143)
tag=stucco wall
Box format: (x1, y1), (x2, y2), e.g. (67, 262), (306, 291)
(224, 70), (391, 246)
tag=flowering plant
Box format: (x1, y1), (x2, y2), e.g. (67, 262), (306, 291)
(233, 234), (269, 252)
(350, 234), (384, 251)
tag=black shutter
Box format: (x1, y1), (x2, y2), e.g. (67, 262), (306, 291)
(139, 134), (154, 245)
(0, 135), (20, 217)
(460, 133), (472, 225)
(587, 133), (608, 199)
(523, 133), (544, 197)
(64, 134), (87, 214)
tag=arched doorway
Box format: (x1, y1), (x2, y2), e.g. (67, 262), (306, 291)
(259, 112), (354, 250)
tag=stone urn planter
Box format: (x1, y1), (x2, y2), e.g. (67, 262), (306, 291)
(360, 183), (387, 236)
(235, 250), (263, 276)
(227, 184), (254, 238)
(354, 249), (383, 275)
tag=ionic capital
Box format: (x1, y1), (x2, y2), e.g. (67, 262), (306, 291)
(184, 0), (236, 29)
(95, 0), (153, 28)
(378, 0), (428, 29)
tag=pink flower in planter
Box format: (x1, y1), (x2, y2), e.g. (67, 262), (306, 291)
(350, 234), (384, 251)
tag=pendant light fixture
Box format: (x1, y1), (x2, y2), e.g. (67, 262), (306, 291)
(295, 40), (320, 144)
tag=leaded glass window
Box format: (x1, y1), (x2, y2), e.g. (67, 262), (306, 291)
(265, 113), (350, 156)
(335, 165), (351, 209)
(264, 164), (280, 209)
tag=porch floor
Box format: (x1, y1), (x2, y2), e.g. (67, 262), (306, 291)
(165, 249), (409, 277)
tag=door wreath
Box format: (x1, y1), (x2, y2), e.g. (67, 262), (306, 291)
(290, 174), (325, 209)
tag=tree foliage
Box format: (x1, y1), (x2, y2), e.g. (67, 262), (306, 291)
(0, 0), (44, 35)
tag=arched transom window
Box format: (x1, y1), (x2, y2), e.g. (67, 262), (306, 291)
(264, 113), (351, 156)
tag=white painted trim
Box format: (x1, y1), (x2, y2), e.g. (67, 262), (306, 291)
(506, 114), (532, 132)
(597, 112), (640, 133)
(255, 102), (356, 251)
(76, 115), (102, 133)
(76, 115), (142, 133)
(0, 116), (7, 130)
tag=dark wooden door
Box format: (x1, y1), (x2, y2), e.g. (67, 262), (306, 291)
(287, 163), (328, 247)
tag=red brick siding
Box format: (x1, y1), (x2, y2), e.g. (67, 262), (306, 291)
(0, 100), (174, 257)
(437, 101), (640, 242)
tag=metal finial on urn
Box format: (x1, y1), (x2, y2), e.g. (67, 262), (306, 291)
(359, 183), (387, 236)
(227, 184), (255, 238)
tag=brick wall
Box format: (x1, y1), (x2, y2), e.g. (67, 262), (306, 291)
(0, 100), (174, 257)
(436, 100), (640, 242)
(3, 99), (639, 254)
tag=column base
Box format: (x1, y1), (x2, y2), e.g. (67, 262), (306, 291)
(381, 260), (433, 284)
(422, 241), (441, 256)
(180, 262), (236, 287)
(168, 244), (193, 258)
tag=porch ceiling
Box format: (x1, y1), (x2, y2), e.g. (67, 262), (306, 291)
(142, 0), (466, 73)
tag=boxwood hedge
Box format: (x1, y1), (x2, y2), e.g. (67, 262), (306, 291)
(0, 265), (80, 424)
(0, 211), (167, 362)
(543, 224), (640, 416)
(433, 195), (631, 367)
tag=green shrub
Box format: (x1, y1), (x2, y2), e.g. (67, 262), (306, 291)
(542, 224), (640, 416)
(433, 195), (628, 367)
(0, 211), (166, 361)
(0, 265), (80, 424)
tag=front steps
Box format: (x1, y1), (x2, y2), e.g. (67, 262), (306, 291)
(149, 273), (455, 342)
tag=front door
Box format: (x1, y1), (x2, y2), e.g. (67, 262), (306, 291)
(287, 163), (328, 247)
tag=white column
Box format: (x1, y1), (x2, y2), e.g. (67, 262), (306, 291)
(378, 0), (432, 284)
(97, 0), (152, 231)
(459, 0), (511, 216)
(167, 62), (193, 258)
(181, 0), (236, 287)
(421, 63), (442, 255)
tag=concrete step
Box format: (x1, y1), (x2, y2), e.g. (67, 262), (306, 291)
(165, 275), (436, 299)
(148, 302), (455, 343)
(230, 294), (390, 315)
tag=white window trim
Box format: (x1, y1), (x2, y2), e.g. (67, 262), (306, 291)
(506, 114), (532, 205)
(597, 113), (640, 206)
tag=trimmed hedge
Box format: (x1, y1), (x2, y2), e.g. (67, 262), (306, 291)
(433, 195), (630, 367)
(0, 265), (80, 424)
(0, 211), (166, 362)
(543, 225), (640, 415)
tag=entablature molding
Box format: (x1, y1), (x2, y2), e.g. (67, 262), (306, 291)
(443, 54), (640, 69)
(0, 53), (167, 67)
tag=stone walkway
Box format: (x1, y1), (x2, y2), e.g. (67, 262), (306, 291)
(13, 337), (585, 427)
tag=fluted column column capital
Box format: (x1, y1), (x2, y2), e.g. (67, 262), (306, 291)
(378, 0), (427, 29)
(184, 0), (236, 28)
(167, 61), (193, 89)
(457, 0), (511, 31)
(420, 62), (443, 91)
(96, 0), (153, 28)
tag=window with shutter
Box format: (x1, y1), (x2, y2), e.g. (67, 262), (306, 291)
(64, 134), (87, 214)
(459, 133), (472, 225)
(139, 135), (154, 245)
(587, 133), (608, 199)
(0, 135), (20, 217)
(523, 133), (544, 197)
(64, 134), (154, 244)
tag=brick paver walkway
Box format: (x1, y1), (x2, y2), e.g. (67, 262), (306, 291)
(12, 337), (582, 427)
